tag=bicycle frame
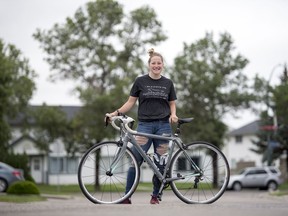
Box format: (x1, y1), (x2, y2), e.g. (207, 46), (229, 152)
(109, 119), (203, 195)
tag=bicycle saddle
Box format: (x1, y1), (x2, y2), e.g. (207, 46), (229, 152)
(178, 118), (194, 125)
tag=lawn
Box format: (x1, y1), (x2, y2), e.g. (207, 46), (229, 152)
(0, 181), (287, 203)
(36, 182), (154, 195)
(0, 194), (46, 203)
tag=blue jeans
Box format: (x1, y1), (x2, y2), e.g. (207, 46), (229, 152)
(125, 120), (172, 196)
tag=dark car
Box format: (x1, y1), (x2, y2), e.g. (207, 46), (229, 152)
(0, 162), (25, 192)
(227, 166), (282, 191)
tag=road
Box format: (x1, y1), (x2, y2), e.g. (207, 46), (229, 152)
(0, 190), (287, 216)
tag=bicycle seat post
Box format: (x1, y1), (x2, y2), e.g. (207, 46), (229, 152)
(174, 123), (181, 137)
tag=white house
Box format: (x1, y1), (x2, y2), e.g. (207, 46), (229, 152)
(223, 120), (262, 171)
(7, 105), (156, 185)
(223, 120), (287, 176)
(8, 106), (82, 185)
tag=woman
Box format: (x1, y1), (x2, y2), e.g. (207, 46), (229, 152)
(106, 48), (178, 204)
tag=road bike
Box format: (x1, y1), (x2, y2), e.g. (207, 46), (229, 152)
(78, 114), (230, 204)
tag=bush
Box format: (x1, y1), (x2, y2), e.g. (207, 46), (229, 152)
(7, 181), (40, 195)
(2, 152), (33, 182)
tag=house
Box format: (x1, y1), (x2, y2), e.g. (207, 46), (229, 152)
(223, 120), (287, 176)
(8, 106), (82, 185)
(7, 105), (156, 185)
(223, 120), (262, 173)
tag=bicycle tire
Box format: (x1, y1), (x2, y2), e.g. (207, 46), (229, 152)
(78, 141), (140, 204)
(169, 141), (230, 204)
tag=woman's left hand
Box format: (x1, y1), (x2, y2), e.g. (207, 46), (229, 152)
(169, 114), (178, 124)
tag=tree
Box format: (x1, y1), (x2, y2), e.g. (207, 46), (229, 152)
(251, 65), (288, 168)
(170, 32), (256, 146)
(270, 65), (288, 168)
(30, 104), (98, 158)
(33, 0), (167, 188)
(169, 32), (258, 187)
(33, 0), (167, 144)
(0, 39), (36, 158)
(31, 105), (69, 153)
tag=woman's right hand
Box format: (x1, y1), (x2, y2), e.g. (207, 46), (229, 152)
(104, 111), (118, 123)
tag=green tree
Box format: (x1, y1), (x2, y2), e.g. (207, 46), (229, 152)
(31, 105), (69, 153)
(251, 65), (288, 168)
(31, 104), (87, 158)
(271, 65), (288, 168)
(169, 32), (259, 187)
(170, 32), (256, 146)
(33, 0), (167, 188)
(33, 0), (167, 144)
(0, 39), (36, 159)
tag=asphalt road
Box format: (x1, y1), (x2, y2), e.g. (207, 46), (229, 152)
(0, 190), (287, 216)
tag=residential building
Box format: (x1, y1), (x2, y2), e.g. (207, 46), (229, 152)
(7, 105), (155, 185)
(223, 120), (286, 176)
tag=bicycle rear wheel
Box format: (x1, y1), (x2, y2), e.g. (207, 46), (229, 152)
(78, 141), (140, 204)
(170, 141), (230, 204)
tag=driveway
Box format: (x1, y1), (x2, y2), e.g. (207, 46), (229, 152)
(0, 190), (287, 216)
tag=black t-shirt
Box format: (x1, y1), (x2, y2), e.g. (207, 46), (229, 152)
(130, 74), (177, 121)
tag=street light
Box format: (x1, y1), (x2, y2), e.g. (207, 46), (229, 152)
(266, 63), (286, 131)
(264, 63), (286, 165)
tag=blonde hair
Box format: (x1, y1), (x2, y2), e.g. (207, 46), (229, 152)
(148, 48), (164, 63)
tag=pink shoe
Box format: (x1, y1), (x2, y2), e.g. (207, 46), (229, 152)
(150, 195), (159, 204)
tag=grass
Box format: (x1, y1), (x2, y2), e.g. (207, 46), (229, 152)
(0, 195), (46, 203)
(272, 181), (288, 196)
(0, 182), (153, 203)
(1, 181), (287, 203)
(37, 184), (82, 195)
(37, 182), (157, 195)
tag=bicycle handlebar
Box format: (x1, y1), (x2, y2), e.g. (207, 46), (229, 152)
(106, 114), (194, 136)
(108, 115), (137, 134)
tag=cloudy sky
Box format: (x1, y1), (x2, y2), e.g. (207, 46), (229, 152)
(1, 0), (287, 129)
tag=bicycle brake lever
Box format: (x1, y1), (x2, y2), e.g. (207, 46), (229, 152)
(104, 116), (110, 128)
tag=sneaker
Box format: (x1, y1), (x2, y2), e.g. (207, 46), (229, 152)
(150, 195), (159, 204)
(119, 198), (131, 204)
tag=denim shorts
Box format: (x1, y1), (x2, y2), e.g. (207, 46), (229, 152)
(131, 120), (172, 164)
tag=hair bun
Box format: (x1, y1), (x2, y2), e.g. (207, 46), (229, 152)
(148, 48), (154, 57)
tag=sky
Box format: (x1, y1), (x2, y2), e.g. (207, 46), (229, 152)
(0, 0), (287, 129)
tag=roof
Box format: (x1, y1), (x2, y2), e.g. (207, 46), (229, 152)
(228, 120), (261, 136)
(9, 134), (38, 148)
(8, 105), (82, 126)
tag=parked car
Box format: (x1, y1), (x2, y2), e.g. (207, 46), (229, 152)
(227, 166), (282, 191)
(0, 162), (25, 192)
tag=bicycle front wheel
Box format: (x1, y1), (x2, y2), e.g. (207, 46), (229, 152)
(170, 141), (230, 204)
(78, 141), (140, 204)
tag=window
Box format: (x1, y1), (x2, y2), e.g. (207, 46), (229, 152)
(246, 169), (267, 176)
(177, 156), (200, 171)
(49, 157), (78, 174)
(178, 158), (186, 170)
(33, 158), (40, 171)
(235, 135), (242, 143)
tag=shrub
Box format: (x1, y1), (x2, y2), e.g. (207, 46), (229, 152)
(2, 152), (34, 181)
(7, 181), (40, 195)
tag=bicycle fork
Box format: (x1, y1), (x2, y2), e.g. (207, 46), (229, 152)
(106, 134), (129, 176)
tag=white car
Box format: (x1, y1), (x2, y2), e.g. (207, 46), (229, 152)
(227, 166), (282, 191)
